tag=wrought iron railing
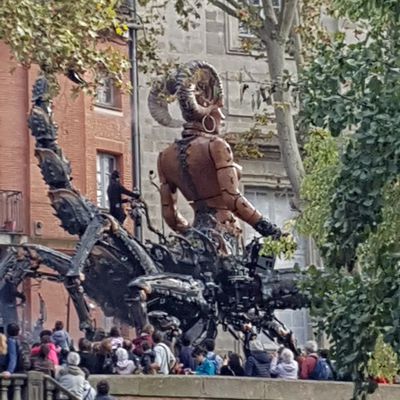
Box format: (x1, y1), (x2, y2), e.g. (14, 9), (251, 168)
(0, 190), (24, 233)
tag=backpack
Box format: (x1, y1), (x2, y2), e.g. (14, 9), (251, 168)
(309, 357), (333, 380)
(206, 354), (218, 375)
(102, 354), (115, 374)
(16, 338), (32, 372)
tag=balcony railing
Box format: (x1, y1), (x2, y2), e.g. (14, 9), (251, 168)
(0, 190), (24, 233)
(0, 372), (79, 400)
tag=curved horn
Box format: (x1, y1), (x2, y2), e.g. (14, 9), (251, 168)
(176, 60), (224, 122)
(147, 76), (183, 128)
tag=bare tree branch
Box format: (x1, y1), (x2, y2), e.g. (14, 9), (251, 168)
(208, 0), (238, 18)
(279, 0), (298, 42)
(261, 0), (278, 25)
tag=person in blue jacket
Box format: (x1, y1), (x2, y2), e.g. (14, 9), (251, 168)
(192, 347), (216, 376)
(2, 323), (20, 377)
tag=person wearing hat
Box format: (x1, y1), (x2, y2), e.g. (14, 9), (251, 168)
(107, 170), (140, 224)
(57, 352), (85, 399)
(244, 340), (272, 378)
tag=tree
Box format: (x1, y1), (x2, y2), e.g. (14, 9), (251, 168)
(297, 0), (400, 397)
(210, 0), (305, 205)
(0, 0), (131, 93)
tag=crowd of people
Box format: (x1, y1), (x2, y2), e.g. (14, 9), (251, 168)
(0, 320), (338, 399)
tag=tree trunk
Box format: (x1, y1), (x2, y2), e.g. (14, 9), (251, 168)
(263, 35), (305, 207)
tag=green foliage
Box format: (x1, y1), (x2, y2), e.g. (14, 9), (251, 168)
(300, 182), (400, 395)
(299, 2), (400, 396)
(368, 336), (399, 382)
(261, 234), (297, 260)
(332, 0), (400, 25)
(296, 129), (340, 247)
(0, 0), (131, 94)
(301, 27), (400, 269)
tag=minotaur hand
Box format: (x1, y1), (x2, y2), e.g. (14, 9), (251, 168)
(254, 218), (282, 239)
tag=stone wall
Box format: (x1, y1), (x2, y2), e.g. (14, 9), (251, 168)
(90, 375), (400, 400)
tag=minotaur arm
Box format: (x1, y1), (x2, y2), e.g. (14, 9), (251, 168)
(210, 137), (282, 237)
(157, 153), (190, 233)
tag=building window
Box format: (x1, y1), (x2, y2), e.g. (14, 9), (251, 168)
(243, 185), (309, 346)
(97, 153), (117, 209)
(95, 77), (122, 110)
(243, 186), (305, 269)
(239, 0), (281, 37)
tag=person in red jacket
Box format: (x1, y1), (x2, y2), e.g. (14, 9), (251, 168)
(299, 340), (318, 379)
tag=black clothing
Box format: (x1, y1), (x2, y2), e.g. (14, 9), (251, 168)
(0, 280), (25, 328)
(245, 351), (272, 377)
(243, 331), (257, 359)
(220, 364), (245, 377)
(179, 345), (195, 371)
(95, 353), (115, 375)
(140, 350), (156, 375)
(107, 179), (137, 223)
(79, 351), (97, 374)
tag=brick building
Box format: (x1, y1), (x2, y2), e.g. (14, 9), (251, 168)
(1, 0), (315, 346)
(0, 42), (133, 339)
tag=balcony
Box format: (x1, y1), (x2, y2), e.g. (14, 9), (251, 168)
(0, 190), (24, 233)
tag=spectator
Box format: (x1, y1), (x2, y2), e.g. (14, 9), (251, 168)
(0, 333), (8, 372)
(318, 349), (335, 380)
(242, 323), (257, 359)
(93, 328), (106, 342)
(109, 327), (123, 350)
(192, 347), (216, 376)
(32, 344), (55, 376)
(122, 339), (139, 365)
(270, 348), (298, 379)
(152, 331), (176, 375)
(244, 340), (272, 378)
(95, 339), (115, 374)
(52, 321), (71, 363)
(140, 341), (156, 375)
(81, 367), (96, 400)
(31, 333), (60, 366)
(178, 336), (195, 371)
(204, 339), (223, 374)
(57, 352), (85, 399)
(115, 348), (136, 375)
(78, 338), (97, 374)
(299, 340), (318, 379)
(4, 323), (19, 376)
(95, 380), (115, 400)
(133, 324), (154, 356)
(220, 352), (245, 377)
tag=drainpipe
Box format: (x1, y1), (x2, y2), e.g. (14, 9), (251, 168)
(127, 0), (142, 242)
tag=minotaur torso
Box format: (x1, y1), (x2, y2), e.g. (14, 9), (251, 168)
(158, 129), (263, 238)
(151, 60), (282, 243)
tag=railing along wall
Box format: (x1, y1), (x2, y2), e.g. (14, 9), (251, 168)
(0, 372), (79, 400)
(0, 190), (24, 233)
